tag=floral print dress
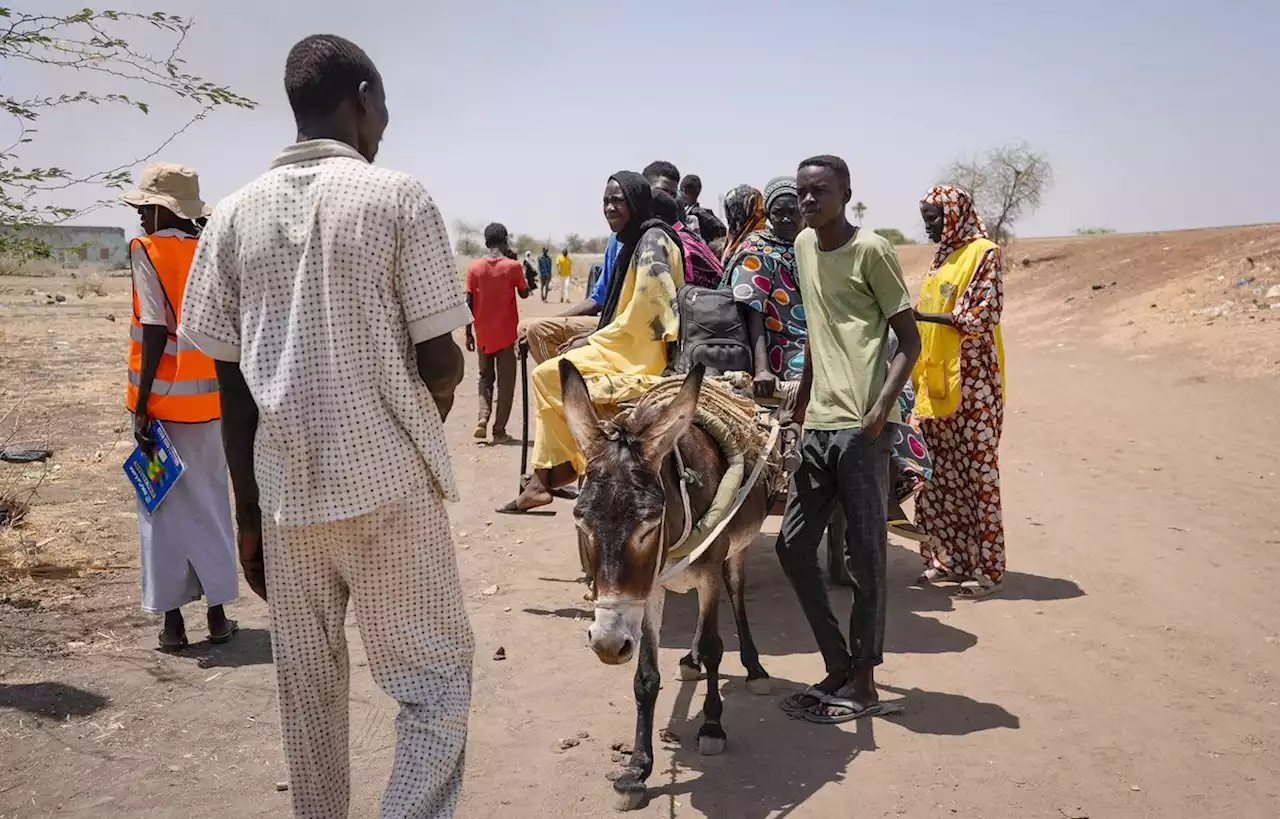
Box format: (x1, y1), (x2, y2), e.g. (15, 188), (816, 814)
(726, 230), (807, 381)
(916, 186), (1007, 584)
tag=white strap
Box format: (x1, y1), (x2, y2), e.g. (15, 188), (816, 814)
(658, 421), (782, 585)
(669, 444), (695, 555)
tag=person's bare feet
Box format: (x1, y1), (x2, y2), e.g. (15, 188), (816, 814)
(512, 482), (553, 511)
(491, 430), (512, 445)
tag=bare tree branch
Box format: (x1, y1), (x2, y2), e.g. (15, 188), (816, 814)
(939, 141), (1053, 244)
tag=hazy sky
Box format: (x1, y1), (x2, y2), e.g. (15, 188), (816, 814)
(12, 1), (1279, 243)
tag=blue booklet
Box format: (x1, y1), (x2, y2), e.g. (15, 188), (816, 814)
(122, 420), (185, 515)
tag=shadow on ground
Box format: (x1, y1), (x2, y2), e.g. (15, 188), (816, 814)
(184, 627), (274, 669)
(523, 531), (1065, 816)
(659, 533), (1085, 661)
(633, 669), (1018, 819)
(0, 681), (109, 720)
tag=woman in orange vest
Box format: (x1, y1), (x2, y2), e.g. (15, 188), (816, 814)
(912, 185), (1008, 599)
(122, 163), (239, 649)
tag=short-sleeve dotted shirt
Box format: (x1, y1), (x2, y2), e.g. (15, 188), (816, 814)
(179, 140), (471, 526)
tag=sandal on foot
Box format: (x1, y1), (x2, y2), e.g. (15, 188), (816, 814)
(209, 619), (239, 645)
(799, 693), (906, 724)
(158, 631), (189, 652)
(517, 475), (576, 501)
(495, 500), (556, 517)
(916, 568), (965, 585)
(778, 686), (826, 715)
(957, 579), (1003, 599)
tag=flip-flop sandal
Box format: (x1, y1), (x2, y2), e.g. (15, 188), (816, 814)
(916, 568), (965, 585)
(517, 476), (577, 501)
(495, 500), (556, 517)
(158, 631), (189, 652)
(778, 686), (827, 715)
(957, 579), (1004, 599)
(799, 693), (907, 725)
(209, 619), (240, 645)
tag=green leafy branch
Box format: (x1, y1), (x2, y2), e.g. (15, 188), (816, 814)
(0, 7), (256, 260)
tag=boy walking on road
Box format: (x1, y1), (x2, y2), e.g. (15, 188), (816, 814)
(466, 223), (530, 444)
(179, 34), (473, 818)
(555, 247), (574, 302)
(776, 154), (920, 726)
(538, 247), (553, 301)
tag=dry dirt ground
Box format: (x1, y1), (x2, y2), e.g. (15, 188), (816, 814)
(1, 227), (1279, 818)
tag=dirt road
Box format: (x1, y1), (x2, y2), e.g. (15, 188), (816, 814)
(2, 241), (1278, 817)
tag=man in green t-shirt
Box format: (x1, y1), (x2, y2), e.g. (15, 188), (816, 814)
(777, 154), (921, 725)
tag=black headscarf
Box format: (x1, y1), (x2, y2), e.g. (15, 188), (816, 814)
(598, 172), (684, 329)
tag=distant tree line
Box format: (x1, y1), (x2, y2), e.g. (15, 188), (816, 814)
(873, 227), (915, 245)
(451, 221), (609, 257)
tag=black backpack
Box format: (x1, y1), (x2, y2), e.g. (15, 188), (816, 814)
(673, 285), (753, 376)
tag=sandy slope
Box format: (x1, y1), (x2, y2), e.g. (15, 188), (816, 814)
(0, 225), (1277, 818)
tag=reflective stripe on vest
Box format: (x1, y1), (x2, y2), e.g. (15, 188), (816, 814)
(128, 322), (204, 357)
(128, 369), (220, 396)
(127, 234), (222, 423)
(912, 238), (1006, 419)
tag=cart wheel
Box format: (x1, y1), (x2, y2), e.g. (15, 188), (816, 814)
(825, 510), (854, 587)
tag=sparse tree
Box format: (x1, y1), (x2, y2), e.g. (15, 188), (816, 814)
(0, 8), (257, 260)
(452, 220), (482, 256)
(564, 233), (586, 254)
(852, 201), (867, 225)
(939, 141), (1053, 244)
(512, 233), (541, 256)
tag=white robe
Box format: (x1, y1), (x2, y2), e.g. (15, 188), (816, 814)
(135, 418), (238, 612)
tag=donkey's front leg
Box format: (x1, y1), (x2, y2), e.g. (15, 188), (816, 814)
(613, 590), (665, 812)
(723, 550), (771, 694)
(695, 578), (727, 756)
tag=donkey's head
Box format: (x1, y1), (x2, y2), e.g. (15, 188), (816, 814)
(560, 359), (705, 665)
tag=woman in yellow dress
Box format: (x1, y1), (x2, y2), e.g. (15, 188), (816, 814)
(500, 171), (685, 513)
(913, 185), (1007, 598)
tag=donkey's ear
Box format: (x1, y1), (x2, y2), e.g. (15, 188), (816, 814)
(560, 358), (605, 459)
(640, 364), (704, 466)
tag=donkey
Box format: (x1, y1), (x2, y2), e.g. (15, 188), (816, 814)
(560, 359), (772, 811)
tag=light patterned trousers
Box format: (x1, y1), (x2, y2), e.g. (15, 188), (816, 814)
(264, 490), (474, 819)
(518, 315), (597, 365)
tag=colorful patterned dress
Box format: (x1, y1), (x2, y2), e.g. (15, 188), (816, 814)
(916, 187), (1007, 584)
(726, 230), (807, 381)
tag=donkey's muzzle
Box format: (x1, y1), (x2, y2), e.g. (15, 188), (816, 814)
(587, 598), (645, 665)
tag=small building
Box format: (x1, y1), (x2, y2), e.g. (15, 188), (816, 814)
(22, 225), (130, 269)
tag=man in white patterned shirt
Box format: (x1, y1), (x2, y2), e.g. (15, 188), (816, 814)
(179, 35), (472, 819)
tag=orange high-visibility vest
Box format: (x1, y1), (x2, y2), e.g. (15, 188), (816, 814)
(126, 234), (221, 423)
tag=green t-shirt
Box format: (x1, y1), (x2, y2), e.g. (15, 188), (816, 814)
(794, 226), (912, 430)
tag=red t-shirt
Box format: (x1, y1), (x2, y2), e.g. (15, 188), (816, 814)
(465, 256), (526, 354)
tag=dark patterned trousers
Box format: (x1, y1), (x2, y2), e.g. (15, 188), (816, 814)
(776, 427), (891, 672)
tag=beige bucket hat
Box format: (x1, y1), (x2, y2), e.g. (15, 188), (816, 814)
(120, 163), (211, 220)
